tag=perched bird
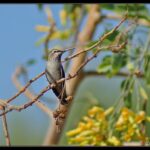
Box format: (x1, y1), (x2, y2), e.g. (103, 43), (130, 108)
(45, 49), (68, 105)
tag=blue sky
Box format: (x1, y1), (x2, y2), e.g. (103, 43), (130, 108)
(0, 4), (64, 145)
(0, 4), (62, 99)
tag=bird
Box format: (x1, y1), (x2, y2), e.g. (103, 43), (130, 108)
(45, 49), (68, 105)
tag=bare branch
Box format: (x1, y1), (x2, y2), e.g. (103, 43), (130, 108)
(6, 70), (45, 103)
(1, 107), (11, 146)
(101, 14), (150, 27)
(62, 15), (127, 62)
(44, 6), (56, 59)
(83, 71), (144, 78)
(12, 66), (53, 117)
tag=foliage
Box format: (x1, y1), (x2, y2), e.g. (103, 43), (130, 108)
(67, 106), (150, 146)
(34, 4), (150, 146)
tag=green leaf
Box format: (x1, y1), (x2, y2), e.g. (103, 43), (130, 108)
(101, 4), (115, 10)
(97, 55), (112, 74)
(107, 30), (119, 41)
(35, 36), (46, 47)
(121, 79), (130, 91)
(85, 40), (98, 48)
(37, 4), (43, 11)
(26, 59), (37, 66)
(102, 30), (119, 46)
(144, 54), (150, 86)
(64, 4), (81, 13)
(124, 91), (132, 108)
(111, 53), (127, 74)
(139, 86), (148, 101)
(144, 54), (150, 72)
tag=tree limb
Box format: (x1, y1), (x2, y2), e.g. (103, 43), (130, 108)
(83, 71), (144, 78)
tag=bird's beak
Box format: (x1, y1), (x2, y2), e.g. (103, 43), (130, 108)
(62, 47), (75, 53)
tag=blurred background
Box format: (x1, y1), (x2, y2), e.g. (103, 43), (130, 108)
(0, 4), (150, 146)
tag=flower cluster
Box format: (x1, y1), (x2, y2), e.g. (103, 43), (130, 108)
(66, 106), (150, 146)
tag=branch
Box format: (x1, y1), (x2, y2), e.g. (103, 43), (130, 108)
(12, 66), (53, 117)
(83, 71), (144, 78)
(101, 14), (150, 27)
(62, 14), (127, 62)
(6, 70), (45, 103)
(45, 7), (127, 145)
(44, 6), (56, 59)
(1, 107), (11, 146)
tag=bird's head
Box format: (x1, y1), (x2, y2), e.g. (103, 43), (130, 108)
(48, 49), (67, 61)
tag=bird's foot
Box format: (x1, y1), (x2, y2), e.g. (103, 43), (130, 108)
(53, 108), (61, 119)
(65, 95), (73, 103)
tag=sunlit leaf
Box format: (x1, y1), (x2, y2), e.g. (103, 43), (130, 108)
(112, 53), (127, 74)
(124, 91), (132, 108)
(97, 55), (112, 74)
(139, 86), (148, 101)
(35, 25), (50, 32)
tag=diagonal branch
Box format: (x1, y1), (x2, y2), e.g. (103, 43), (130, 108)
(83, 71), (144, 78)
(0, 41), (127, 118)
(12, 66), (53, 117)
(6, 70), (45, 103)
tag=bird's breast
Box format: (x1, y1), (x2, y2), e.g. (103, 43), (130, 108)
(46, 61), (61, 83)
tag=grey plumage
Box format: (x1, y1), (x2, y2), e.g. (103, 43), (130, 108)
(45, 49), (68, 105)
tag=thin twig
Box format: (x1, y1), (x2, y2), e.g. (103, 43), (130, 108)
(62, 15), (127, 62)
(12, 66), (53, 117)
(83, 71), (144, 78)
(6, 71), (45, 103)
(101, 13), (150, 27)
(1, 107), (11, 146)
(44, 6), (56, 59)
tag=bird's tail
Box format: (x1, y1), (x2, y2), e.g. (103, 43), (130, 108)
(59, 87), (69, 105)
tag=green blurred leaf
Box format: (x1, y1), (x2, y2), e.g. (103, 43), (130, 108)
(97, 55), (112, 73)
(35, 36), (46, 47)
(121, 78), (130, 91)
(86, 40), (98, 48)
(144, 54), (150, 86)
(107, 30), (119, 41)
(64, 4), (81, 13)
(112, 53), (127, 74)
(139, 86), (148, 101)
(124, 91), (132, 108)
(37, 4), (43, 11)
(101, 4), (115, 10)
(102, 30), (120, 46)
(26, 59), (37, 66)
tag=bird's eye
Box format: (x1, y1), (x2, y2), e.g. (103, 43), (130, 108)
(54, 50), (61, 53)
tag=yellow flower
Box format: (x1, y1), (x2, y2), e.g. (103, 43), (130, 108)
(121, 107), (134, 118)
(59, 9), (67, 25)
(85, 121), (93, 129)
(123, 133), (132, 142)
(127, 127), (135, 137)
(135, 111), (145, 124)
(66, 128), (82, 137)
(107, 136), (121, 146)
(104, 107), (114, 116)
(88, 106), (104, 117)
(71, 136), (85, 143)
(35, 25), (49, 32)
(146, 116), (150, 122)
(96, 112), (105, 120)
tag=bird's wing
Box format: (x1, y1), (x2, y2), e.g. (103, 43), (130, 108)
(45, 65), (66, 98)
